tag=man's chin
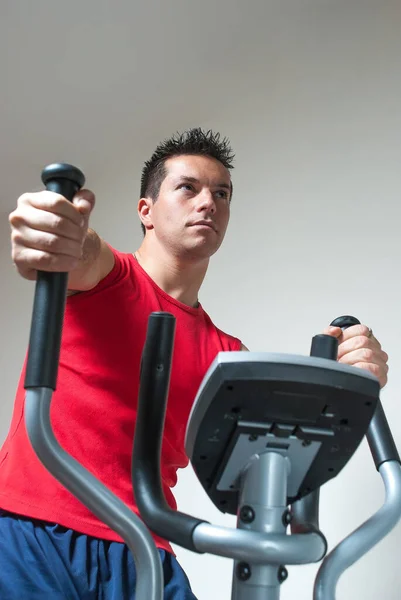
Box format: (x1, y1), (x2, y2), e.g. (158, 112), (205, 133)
(180, 242), (219, 262)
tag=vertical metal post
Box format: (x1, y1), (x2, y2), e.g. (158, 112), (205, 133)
(231, 452), (290, 600)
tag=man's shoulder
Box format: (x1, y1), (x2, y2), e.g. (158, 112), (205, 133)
(201, 310), (243, 351)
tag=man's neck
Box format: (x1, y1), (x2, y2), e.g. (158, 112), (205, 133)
(134, 239), (209, 308)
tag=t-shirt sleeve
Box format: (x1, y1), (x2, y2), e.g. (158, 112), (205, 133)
(228, 335), (242, 351)
(215, 326), (242, 352)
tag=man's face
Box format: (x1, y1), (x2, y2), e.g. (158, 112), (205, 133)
(144, 154), (231, 260)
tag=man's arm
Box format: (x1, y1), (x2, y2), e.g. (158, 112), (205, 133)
(67, 229), (115, 294)
(10, 187), (116, 294)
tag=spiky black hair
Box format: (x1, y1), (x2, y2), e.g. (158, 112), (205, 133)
(139, 128), (235, 234)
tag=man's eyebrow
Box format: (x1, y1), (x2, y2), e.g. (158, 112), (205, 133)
(176, 176), (231, 189)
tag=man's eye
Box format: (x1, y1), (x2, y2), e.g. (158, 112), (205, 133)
(215, 190), (228, 199)
(179, 184), (193, 191)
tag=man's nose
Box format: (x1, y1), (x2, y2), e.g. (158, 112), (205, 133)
(196, 189), (216, 213)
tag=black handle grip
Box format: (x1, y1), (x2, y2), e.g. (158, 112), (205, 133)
(310, 335), (339, 360)
(132, 312), (207, 552)
(330, 315), (361, 329)
(302, 336), (338, 541)
(24, 163), (85, 390)
(330, 315), (400, 470)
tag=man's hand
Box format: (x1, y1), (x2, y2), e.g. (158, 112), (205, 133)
(323, 324), (389, 389)
(9, 189), (95, 280)
(9, 188), (114, 292)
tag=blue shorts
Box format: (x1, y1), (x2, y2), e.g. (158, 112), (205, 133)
(0, 510), (197, 599)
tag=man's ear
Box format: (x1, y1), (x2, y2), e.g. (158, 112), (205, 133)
(137, 197), (154, 231)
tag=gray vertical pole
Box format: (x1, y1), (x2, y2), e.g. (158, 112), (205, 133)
(231, 452), (290, 600)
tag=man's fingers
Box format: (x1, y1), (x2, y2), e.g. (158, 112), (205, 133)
(13, 247), (80, 276)
(338, 324), (372, 341)
(10, 205), (84, 243)
(322, 326), (342, 338)
(18, 189), (95, 226)
(338, 348), (389, 372)
(18, 191), (83, 226)
(72, 189), (96, 218)
(348, 361), (388, 388)
(337, 335), (385, 360)
(12, 226), (84, 261)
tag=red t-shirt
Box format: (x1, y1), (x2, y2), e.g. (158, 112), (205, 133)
(0, 247), (241, 553)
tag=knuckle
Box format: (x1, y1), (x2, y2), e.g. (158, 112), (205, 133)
(43, 233), (78, 257)
(36, 251), (75, 270)
(370, 363), (381, 376)
(49, 213), (64, 231)
(52, 196), (67, 211)
(357, 361), (381, 378)
(11, 246), (21, 264)
(11, 229), (24, 248)
(42, 233), (59, 251)
(17, 192), (32, 206)
(8, 209), (16, 224)
(80, 188), (96, 203)
(8, 209), (22, 227)
(354, 335), (367, 350)
(18, 191), (46, 209)
(363, 347), (373, 361)
(35, 251), (52, 268)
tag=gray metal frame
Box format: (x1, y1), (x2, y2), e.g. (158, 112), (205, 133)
(25, 388), (163, 600)
(25, 359), (401, 600)
(192, 452), (326, 566)
(193, 450), (326, 599)
(185, 353), (401, 598)
(191, 452), (401, 599)
(314, 461), (401, 599)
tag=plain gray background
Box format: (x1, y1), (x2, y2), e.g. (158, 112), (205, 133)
(1, 1), (400, 597)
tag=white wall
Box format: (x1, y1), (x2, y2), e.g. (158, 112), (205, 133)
(1, 1), (401, 598)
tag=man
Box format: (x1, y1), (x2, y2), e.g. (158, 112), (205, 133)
(0, 128), (389, 598)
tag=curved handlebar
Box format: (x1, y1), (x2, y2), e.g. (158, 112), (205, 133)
(330, 316), (400, 469)
(132, 312), (208, 552)
(312, 315), (401, 599)
(289, 329), (339, 545)
(132, 313), (328, 564)
(24, 164), (163, 600)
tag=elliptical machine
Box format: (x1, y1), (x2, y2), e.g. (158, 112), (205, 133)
(23, 164), (401, 599)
